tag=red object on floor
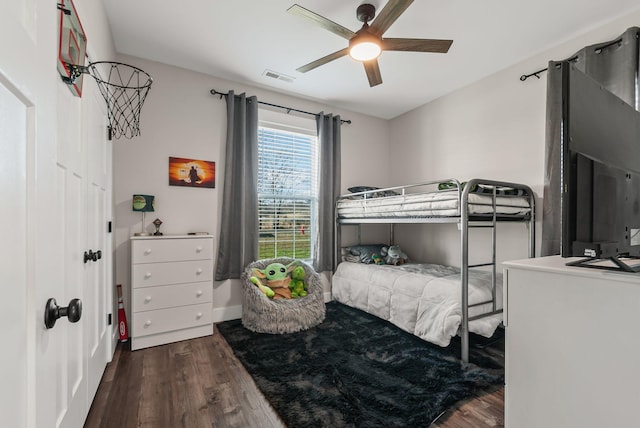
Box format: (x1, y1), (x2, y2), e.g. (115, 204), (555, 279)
(116, 284), (129, 342)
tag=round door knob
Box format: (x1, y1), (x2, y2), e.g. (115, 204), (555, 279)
(196, 268), (203, 275)
(144, 296), (152, 303)
(44, 298), (82, 329)
(196, 312), (203, 319)
(144, 272), (152, 278)
(144, 249), (152, 255)
(196, 290), (203, 297)
(144, 320), (152, 327)
(196, 246), (203, 253)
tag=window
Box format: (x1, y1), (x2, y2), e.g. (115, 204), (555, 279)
(257, 124), (318, 260)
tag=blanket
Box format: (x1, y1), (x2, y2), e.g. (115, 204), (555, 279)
(331, 262), (503, 347)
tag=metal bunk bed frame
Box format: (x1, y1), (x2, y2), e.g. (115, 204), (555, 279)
(334, 178), (536, 364)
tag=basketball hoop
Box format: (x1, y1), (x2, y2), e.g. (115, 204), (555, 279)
(64, 61), (153, 139)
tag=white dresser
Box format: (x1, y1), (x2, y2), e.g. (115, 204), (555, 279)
(130, 235), (214, 350)
(503, 255), (640, 428)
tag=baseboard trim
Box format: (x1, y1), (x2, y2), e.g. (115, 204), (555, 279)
(213, 305), (242, 323)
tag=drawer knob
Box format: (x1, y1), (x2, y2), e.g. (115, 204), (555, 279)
(144, 272), (152, 279)
(196, 290), (203, 297)
(196, 246), (203, 253)
(196, 268), (203, 275)
(144, 296), (152, 303)
(196, 312), (203, 319)
(144, 320), (152, 327)
(144, 248), (152, 255)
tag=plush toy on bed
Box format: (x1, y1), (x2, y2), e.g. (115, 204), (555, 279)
(289, 265), (308, 298)
(381, 245), (408, 265)
(250, 261), (297, 299)
(371, 253), (385, 265)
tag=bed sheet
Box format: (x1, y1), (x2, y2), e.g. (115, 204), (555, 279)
(336, 190), (531, 218)
(331, 261), (503, 347)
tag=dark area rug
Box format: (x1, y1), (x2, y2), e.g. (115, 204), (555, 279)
(217, 301), (504, 428)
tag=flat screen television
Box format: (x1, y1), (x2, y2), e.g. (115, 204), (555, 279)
(560, 62), (640, 271)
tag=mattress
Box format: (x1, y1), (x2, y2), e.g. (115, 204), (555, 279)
(331, 261), (503, 347)
(336, 190), (531, 219)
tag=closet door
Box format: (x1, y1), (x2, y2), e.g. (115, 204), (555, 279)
(0, 2), (112, 427)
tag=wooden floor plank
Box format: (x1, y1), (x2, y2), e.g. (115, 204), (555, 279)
(138, 345), (173, 427)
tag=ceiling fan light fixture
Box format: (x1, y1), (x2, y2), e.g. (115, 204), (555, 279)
(349, 32), (382, 61)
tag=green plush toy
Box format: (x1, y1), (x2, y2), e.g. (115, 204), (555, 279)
(251, 261), (297, 299)
(250, 276), (275, 298)
(371, 253), (385, 265)
(289, 265), (308, 298)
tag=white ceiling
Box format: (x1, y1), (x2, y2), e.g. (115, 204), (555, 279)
(103, 0), (640, 120)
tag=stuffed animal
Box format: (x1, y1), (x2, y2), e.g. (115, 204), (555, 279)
(250, 276), (275, 298)
(289, 265), (308, 298)
(381, 245), (408, 265)
(250, 261), (296, 299)
(371, 253), (385, 265)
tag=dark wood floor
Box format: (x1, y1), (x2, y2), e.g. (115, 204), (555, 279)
(85, 325), (504, 428)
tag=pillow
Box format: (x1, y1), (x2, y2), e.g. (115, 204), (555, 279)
(438, 181), (527, 196)
(347, 186), (399, 199)
(343, 244), (388, 264)
(348, 185), (379, 193)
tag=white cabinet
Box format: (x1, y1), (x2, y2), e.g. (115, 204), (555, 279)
(130, 235), (214, 350)
(503, 256), (640, 428)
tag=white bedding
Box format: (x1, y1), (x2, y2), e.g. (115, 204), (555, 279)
(331, 261), (503, 347)
(336, 190), (531, 218)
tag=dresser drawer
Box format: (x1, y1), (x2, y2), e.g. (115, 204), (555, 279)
(132, 237), (213, 263)
(132, 303), (212, 337)
(132, 281), (212, 312)
(132, 260), (213, 288)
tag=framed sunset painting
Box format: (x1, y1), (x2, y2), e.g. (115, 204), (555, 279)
(169, 157), (215, 188)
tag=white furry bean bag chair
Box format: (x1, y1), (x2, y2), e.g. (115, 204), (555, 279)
(241, 258), (325, 334)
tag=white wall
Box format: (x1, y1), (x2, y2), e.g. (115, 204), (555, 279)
(112, 56), (391, 319)
(113, 8), (640, 319)
(388, 9), (640, 267)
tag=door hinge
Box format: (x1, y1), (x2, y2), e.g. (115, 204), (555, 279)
(107, 313), (112, 325)
(108, 221), (112, 233)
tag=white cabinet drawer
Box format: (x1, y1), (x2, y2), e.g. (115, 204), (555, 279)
(132, 237), (213, 263)
(132, 260), (212, 288)
(132, 303), (212, 337)
(132, 281), (212, 312)
(130, 235), (214, 350)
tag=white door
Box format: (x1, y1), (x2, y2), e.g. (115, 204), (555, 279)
(82, 71), (113, 400)
(0, 2), (111, 427)
(0, 67), (32, 428)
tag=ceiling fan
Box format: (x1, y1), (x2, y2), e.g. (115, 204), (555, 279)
(287, 0), (453, 87)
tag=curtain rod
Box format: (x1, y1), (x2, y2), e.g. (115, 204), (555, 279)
(520, 56), (578, 82)
(209, 89), (351, 124)
(519, 34), (630, 81)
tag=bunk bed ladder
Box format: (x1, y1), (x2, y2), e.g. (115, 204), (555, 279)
(461, 180), (535, 364)
(460, 181), (499, 365)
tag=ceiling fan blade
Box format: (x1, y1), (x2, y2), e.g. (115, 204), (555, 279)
(382, 38), (453, 53)
(369, 0), (414, 36)
(363, 59), (383, 87)
(296, 48), (350, 73)
(287, 4), (356, 40)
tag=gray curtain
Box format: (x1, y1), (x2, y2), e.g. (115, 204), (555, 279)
(541, 27), (640, 256)
(215, 91), (259, 280)
(314, 113), (342, 272)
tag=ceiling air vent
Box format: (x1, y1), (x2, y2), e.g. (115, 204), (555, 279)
(263, 69), (295, 83)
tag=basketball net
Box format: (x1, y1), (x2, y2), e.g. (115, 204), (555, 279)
(87, 61), (153, 139)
